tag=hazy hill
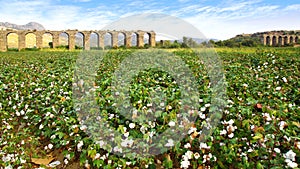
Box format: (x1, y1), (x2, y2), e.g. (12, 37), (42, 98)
(0, 22), (45, 30)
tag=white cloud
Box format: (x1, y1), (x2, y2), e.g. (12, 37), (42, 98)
(284, 4), (300, 11)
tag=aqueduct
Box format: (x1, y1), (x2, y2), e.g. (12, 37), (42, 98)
(255, 30), (300, 46)
(0, 29), (156, 51)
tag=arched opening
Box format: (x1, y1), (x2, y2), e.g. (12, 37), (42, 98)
(295, 36), (299, 44)
(144, 33), (150, 47)
(75, 32), (84, 49)
(104, 32), (112, 49)
(7, 33), (19, 50)
(272, 36), (277, 46)
(284, 36), (288, 45)
(90, 32), (99, 50)
(25, 33), (36, 48)
(289, 36), (294, 44)
(131, 32), (138, 47)
(265, 36), (270, 46)
(118, 32), (126, 47)
(278, 36), (283, 46)
(43, 33), (53, 48)
(59, 32), (69, 49)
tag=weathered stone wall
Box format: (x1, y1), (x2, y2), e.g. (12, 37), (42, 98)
(0, 30), (156, 51)
(252, 30), (300, 46)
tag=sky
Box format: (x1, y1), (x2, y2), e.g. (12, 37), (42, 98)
(0, 0), (299, 40)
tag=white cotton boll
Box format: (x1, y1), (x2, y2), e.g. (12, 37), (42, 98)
(165, 139), (174, 147)
(184, 143), (191, 149)
(228, 133), (234, 138)
(20, 110), (25, 115)
(77, 141), (84, 151)
(180, 159), (190, 169)
(282, 77), (288, 83)
(205, 103), (211, 108)
(185, 151), (193, 159)
(220, 129), (227, 135)
(48, 143), (53, 150)
(275, 86), (281, 91)
(274, 148), (281, 153)
(129, 123), (135, 129)
(168, 121), (175, 127)
(39, 124), (44, 129)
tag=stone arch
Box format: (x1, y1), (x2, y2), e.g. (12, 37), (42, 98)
(6, 32), (19, 49)
(131, 32), (138, 47)
(289, 36), (294, 44)
(278, 36), (283, 46)
(272, 36), (277, 46)
(104, 32), (113, 48)
(75, 32), (84, 49)
(118, 32), (126, 47)
(284, 36), (288, 45)
(295, 36), (299, 43)
(43, 32), (53, 48)
(90, 32), (99, 49)
(144, 32), (150, 46)
(59, 32), (69, 48)
(266, 36), (271, 46)
(25, 32), (37, 48)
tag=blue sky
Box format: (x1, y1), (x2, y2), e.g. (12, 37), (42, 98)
(0, 0), (299, 40)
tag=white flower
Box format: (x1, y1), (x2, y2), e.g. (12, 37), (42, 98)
(129, 123), (135, 129)
(275, 86), (281, 91)
(124, 132), (129, 138)
(199, 142), (210, 149)
(199, 113), (206, 119)
(243, 83), (248, 87)
(48, 143), (53, 150)
(194, 152), (200, 159)
(278, 121), (287, 130)
(220, 129), (227, 135)
(77, 141), (84, 151)
(188, 127), (197, 134)
(64, 159), (69, 165)
(20, 110), (25, 115)
(4, 165), (13, 169)
(200, 107), (206, 112)
(165, 139), (174, 147)
(274, 148), (281, 153)
(185, 151), (193, 159)
(205, 103), (211, 108)
(286, 159), (298, 168)
(168, 121), (176, 127)
(80, 125), (87, 131)
(39, 124), (44, 129)
(282, 77), (287, 83)
(284, 150), (296, 161)
(199, 99), (203, 103)
(184, 143), (191, 149)
(228, 133), (234, 138)
(180, 159), (190, 169)
(94, 153), (100, 159)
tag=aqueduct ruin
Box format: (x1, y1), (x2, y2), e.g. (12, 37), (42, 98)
(0, 30), (156, 51)
(254, 30), (300, 46)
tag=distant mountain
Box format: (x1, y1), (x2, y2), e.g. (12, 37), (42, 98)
(0, 22), (45, 30)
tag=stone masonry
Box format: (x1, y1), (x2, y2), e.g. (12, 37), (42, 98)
(0, 30), (156, 51)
